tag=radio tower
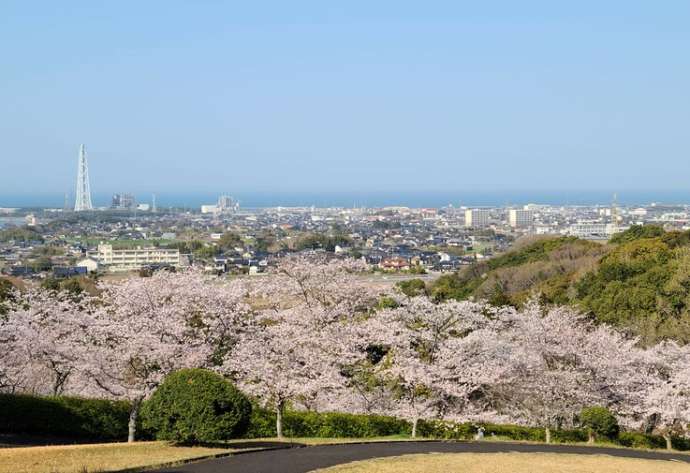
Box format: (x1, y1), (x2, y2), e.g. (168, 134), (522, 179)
(74, 144), (93, 211)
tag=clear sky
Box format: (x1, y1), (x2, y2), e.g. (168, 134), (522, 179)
(2, 1), (690, 199)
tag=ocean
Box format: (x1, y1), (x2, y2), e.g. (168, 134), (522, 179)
(2, 190), (690, 209)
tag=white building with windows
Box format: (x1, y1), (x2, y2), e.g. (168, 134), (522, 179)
(567, 222), (628, 240)
(509, 209), (534, 228)
(464, 209), (491, 228)
(91, 244), (180, 272)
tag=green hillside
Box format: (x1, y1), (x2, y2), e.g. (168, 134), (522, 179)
(430, 226), (690, 344)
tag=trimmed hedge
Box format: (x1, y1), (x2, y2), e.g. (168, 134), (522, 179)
(419, 419), (690, 450)
(140, 369), (252, 442)
(245, 407), (411, 438)
(2, 391), (689, 452)
(418, 419), (589, 444)
(0, 393), (131, 440)
(618, 432), (690, 451)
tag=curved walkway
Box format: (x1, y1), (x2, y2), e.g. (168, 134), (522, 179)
(149, 441), (690, 473)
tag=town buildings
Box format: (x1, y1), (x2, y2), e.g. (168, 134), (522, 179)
(2, 199), (690, 280)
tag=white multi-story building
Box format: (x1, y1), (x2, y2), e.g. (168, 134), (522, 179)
(508, 209), (534, 228)
(568, 222), (627, 240)
(464, 209), (490, 228)
(91, 244), (180, 272)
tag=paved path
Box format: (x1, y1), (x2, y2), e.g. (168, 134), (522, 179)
(149, 441), (690, 473)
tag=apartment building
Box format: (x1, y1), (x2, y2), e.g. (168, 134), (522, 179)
(509, 209), (534, 228)
(464, 209), (491, 228)
(91, 244), (180, 272)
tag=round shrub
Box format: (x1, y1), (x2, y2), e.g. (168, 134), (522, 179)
(141, 369), (251, 443)
(580, 406), (619, 440)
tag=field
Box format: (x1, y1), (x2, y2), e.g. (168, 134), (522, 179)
(0, 441), (236, 473)
(311, 452), (690, 472)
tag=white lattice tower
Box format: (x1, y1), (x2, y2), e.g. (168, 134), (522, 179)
(74, 144), (93, 211)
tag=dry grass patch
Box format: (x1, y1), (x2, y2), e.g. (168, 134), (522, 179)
(311, 452), (689, 473)
(0, 441), (235, 473)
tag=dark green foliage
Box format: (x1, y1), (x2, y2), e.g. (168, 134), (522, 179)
(485, 237), (582, 271)
(396, 279), (428, 297)
(609, 225), (665, 244)
(294, 233), (351, 252)
(416, 420), (588, 443)
(218, 232), (243, 251)
(576, 236), (690, 344)
(41, 277), (84, 295)
(618, 432), (668, 449)
(429, 228), (690, 344)
(244, 407), (410, 438)
(579, 407), (620, 439)
(30, 256), (53, 272)
(0, 393), (131, 440)
(141, 369), (252, 442)
(0, 278), (16, 315)
(376, 296), (400, 309)
(0, 226), (44, 243)
(661, 230), (690, 249)
(429, 237), (597, 303)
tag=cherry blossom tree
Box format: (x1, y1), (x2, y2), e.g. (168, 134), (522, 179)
(643, 341), (690, 449)
(80, 269), (252, 442)
(362, 297), (504, 437)
(0, 316), (31, 393)
(495, 302), (650, 443)
(227, 318), (340, 437)
(3, 258), (688, 447)
(226, 256), (377, 438)
(0, 288), (91, 395)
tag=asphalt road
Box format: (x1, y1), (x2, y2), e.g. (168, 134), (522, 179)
(149, 441), (690, 473)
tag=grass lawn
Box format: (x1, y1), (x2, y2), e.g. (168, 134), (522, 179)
(0, 441), (238, 473)
(0, 437), (410, 473)
(310, 452), (689, 472)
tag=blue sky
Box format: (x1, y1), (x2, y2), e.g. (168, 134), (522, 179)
(2, 1), (690, 198)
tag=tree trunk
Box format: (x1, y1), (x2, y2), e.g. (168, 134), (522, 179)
(411, 417), (418, 439)
(276, 400), (284, 439)
(545, 427), (551, 444)
(663, 433), (673, 451)
(128, 397), (143, 443)
(587, 430), (595, 444)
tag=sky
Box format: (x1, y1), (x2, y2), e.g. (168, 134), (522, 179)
(2, 1), (690, 203)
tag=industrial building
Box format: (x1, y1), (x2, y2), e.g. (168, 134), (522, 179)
(112, 193), (136, 210)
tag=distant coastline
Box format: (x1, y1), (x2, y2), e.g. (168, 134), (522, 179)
(2, 190), (690, 209)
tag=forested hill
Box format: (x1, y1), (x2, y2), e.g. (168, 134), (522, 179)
(429, 225), (690, 345)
